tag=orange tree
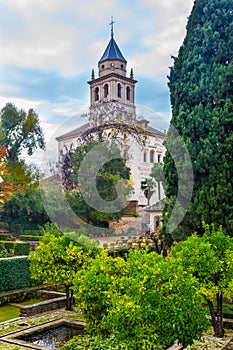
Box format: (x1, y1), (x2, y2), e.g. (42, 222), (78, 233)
(68, 249), (208, 350)
(171, 223), (233, 337)
(29, 230), (101, 310)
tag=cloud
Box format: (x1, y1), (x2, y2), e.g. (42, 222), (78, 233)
(0, 0), (195, 169)
(0, 0), (194, 77)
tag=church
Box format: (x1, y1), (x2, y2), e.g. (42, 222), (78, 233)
(56, 21), (166, 226)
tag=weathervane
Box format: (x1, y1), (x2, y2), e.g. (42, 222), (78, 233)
(109, 16), (115, 38)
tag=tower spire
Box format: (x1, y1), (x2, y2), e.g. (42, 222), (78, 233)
(109, 16), (115, 38)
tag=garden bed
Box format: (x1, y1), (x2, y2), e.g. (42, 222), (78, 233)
(11, 290), (66, 317)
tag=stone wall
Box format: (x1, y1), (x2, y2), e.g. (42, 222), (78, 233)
(18, 296), (67, 317)
(0, 285), (63, 305)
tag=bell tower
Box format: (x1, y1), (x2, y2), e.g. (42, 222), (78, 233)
(88, 18), (137, 127)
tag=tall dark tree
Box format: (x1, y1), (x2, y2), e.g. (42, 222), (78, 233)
(163, 0), (233, 241)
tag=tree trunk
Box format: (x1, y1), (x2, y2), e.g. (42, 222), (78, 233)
(207, 296), (224, 337)
(216, 293), (224, 337)
(65, 285), (74, 311)
(158, 182), (161, 200)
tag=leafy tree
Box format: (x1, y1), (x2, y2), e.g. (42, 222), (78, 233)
(72, 249), (208, 349)
(140, 178), (156, 205)
(150, 163), (165, 201)
(0, 145), (18, 204)
(0, 103), (45, 162)
(0, 103), (45, 188)
(163, 0), (233, 240)
(29, 231), (101, 310)
(1, 188), (50, 231)
(61, 141), (133, 227)
(171, 223), (233, 337)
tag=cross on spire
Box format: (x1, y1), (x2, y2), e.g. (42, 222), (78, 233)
(109, 16), (115, 38)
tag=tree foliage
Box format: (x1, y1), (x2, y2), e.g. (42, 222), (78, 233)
(0, 103), (45, 162)
(0, 103), (45, 189)
(29, 230), (101, 310)
(1, 188), (50, 231)
(140, 178), (156, 206)
(61, 141), (133, 227)
(72, 249), (208, 349)
(163, 0), (233, 240)
(171, 223), (233, 337)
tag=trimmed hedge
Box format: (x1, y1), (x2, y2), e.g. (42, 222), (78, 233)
(0, 241), (30, 256)
(0, 257), (41, 293)
(0, 234), (15, 241)
(19, 235), (40, 242)
(18, 230), (42, 236)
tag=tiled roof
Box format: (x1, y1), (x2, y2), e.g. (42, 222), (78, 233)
(144, 198), (166, 211)
(146, 125), (166, 137)
(56, 123), (90, 141)
(99, 37), (127, 63)
(56, 121), (166, 142)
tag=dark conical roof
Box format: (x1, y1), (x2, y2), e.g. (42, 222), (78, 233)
(99, 36), (127, 63)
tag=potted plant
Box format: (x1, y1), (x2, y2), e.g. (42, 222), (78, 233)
(127, 240), (133, 248)
(103, 242), (108, 249)
(109, 241), (115, 249)
(117, 240), (123, 248)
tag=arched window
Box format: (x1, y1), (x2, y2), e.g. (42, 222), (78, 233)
(104, 84), (109, 98)
(143, 151), (147, 162)
(102, 64), (105, 69)
(158, 154), (161, 163)
(117, 83), (122, 98)
(94, 87), (99, 101)
(126, 86), (130, 101)
(150, 150), (155, 163)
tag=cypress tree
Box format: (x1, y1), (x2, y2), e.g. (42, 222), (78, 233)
(163, 0), (233, 240)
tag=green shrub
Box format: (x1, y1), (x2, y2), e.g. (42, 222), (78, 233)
(123, 213), (139, 217)
(62, 335), (128, 349)
(18, 230), (42, 236)
(0, 257), (41, 292)
(0, 234), (15, 241)
(0, 241), (31, 256)
(73, 249), (208, 349)
(0, 243), (10, 258)
(0, 222), (8, 229)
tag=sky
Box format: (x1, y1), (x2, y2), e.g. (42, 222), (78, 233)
(0, 0), (195, 166)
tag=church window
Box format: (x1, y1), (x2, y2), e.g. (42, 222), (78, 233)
(104, 84), (109, 98)
(102, 64), (105, 69)
(143, 151), (147, 162)
(150, 150), (155, 163)
(126, 86), (130, 101)
(117, 83), (122, 98)
(94, 87), (99, 101)
(121, 64), (124, 69)
(158, 154), (161, 163)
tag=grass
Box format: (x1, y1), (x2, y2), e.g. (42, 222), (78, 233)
(0, 305), (20, 322)
(19, 299), (44, 306)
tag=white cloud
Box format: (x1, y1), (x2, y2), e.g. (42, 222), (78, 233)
(0, 0), (194, 77)
(128, 0), (194, 77)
